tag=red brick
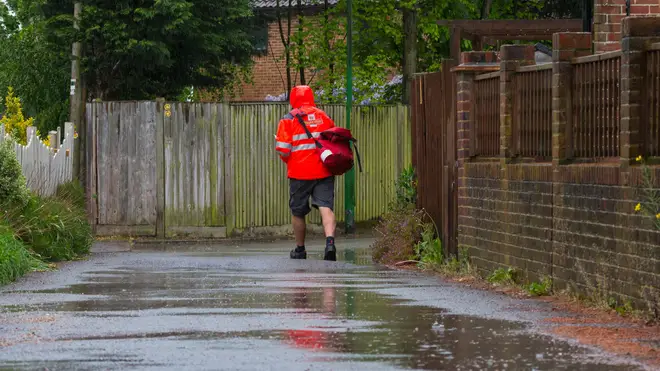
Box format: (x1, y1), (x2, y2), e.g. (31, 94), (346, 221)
(630, 5), (651, 14)
(595, 4), (624, 14)
(607, 14), (625, 24)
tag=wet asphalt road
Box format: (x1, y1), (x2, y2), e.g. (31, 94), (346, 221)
(0, 238), (649, 370)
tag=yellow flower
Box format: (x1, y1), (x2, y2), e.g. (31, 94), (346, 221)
(635, 203), (642, 212)
(73, 132), (79, 139)
(636, 155), (643, 162)
(164, 104), (171, 111)
(165, 111), (171, 117)
(656, 213), (660, 220)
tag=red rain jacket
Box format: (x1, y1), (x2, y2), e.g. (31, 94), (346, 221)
(275, 86), (335, 180)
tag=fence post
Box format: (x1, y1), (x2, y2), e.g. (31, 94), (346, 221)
(552, 32), (592, 168)
(155, 100), (166, 238)
(48, 131), (57, 151)
(620, 16), (660, 173)
(500, 45), (535, 163)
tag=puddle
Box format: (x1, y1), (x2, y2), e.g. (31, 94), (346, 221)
(0, 247), (646, 370)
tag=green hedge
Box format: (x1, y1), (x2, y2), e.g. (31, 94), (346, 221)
(0, 225), (43, 285)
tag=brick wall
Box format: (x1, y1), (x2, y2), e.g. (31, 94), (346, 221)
(594, 0), (660, 53)
(453, 17), (660, 308)
(232, 17), (327, 102)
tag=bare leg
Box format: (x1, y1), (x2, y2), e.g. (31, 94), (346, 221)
(319, 207), (336, 238)
(292, 215), (306, 247)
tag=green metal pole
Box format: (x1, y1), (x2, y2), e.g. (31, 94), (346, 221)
(344, 0), (355, 234)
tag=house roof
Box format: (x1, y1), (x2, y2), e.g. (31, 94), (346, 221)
(253, 0), (338, 9)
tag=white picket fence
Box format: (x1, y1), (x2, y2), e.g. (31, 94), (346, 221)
(0, 122), (74, 196)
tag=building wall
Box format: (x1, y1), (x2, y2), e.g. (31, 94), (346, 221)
(233, 18), (325, 102)
(593, 0), (660, 53)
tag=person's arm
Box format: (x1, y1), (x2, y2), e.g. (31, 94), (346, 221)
(275, 119), (292, 163)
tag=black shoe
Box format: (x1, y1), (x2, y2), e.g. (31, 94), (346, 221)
(290, 248), (307, 259)
(324, 244), (337, 261)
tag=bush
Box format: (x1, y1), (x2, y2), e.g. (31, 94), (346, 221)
(0, 139), (30, 206)
(414, 222), (443, 268)
(372, 165), (426, 264)
(372, 207), (425, 264)
(1, 86), (34, 145)
(393, 165), (416, 209)
(56, 181), (87, 210)
(2, 181), (92, 262)
(0, 225), (43, 285)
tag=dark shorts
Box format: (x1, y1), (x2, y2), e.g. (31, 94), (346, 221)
(289, 176), (335, 217)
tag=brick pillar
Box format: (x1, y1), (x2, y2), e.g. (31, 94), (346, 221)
(620, 16), (660, 172)
(552, 33), (593, 168)
(499, 45), (535, 164)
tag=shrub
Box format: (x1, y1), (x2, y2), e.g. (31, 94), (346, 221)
(0, 225), (43, 285)
(0, 139), (30, 206)
(3, 182), (92, 261)
(372, 207), (425, 264)
(414, 222), (443, 268)
(487, 267), (519, 286)
(56, 181), (87, 210)
(634, 156), (660, 230)
(393, 165), (416, 210)
(372, 165), (426, 264)
(1, 87), (34, 145)
(527, 277), (553, 296)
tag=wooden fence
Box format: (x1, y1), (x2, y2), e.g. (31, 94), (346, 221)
(513, 64), (553, 160)
(572, 51), (621, 159)
(473, 72), (501, 157)
(86, 102), (411, 237)
(411, 60), (458, 256)
(0, 123), (74, 196)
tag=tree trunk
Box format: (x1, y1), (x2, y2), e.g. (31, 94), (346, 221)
(481, 0), (494, 19)
(297, 0), (305, 85)
(402, 7), (417, 105)
(276, 0), (292, 95)
(324, 0), (334, 75)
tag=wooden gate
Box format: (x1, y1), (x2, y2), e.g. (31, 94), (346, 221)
(411, 60), (458, 256)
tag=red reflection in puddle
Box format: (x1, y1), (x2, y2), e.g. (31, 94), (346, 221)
(287, 287), (337, 351)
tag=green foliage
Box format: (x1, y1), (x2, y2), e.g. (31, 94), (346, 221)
(0, 20), (70, 134)
(55, 181), (86, 210)
(372, 207), (425, 264)
(527, 277), (552, 296)
(487, 267), (519, 285)
(414, 222), (443, 268)
(633, 156), (660, 230)
(69, 0), (256, 100)
(0, 139), (30, 206)
(2, 181), (93, 262)
(0, 0), (258, 126)
(608, 297), (634, 317)
(1, 86), (35, 145)
(393, 165), (417, 209)
(0, 225), (43, 285)
(441, 245), (472, 275)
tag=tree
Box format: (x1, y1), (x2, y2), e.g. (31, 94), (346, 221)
(32, 0), (257, 101)
(0, 2), (70, 135)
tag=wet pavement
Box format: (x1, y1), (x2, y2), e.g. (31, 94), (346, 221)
(0, 238), (651, 370)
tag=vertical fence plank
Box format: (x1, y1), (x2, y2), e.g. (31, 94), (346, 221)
(570, 53), (621, 159)
(86, 105), (97, 226)
(513, 66), (553, 160)
(474, 74), (500, 157)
